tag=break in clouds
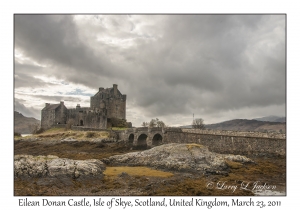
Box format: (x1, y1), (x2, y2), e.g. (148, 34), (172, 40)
(14, 14), (286, 126)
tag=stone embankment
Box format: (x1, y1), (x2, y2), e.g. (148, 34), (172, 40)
(102, 143), (253, 175)
(182, 129), (285, 139)
(14, 155), (106, 179)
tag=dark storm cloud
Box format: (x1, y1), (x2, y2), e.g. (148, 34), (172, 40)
(14, 73), (45, 88)
(15, 15), (121, 88)
(124, 15), (285, 118)
(14, 14), (285, 124)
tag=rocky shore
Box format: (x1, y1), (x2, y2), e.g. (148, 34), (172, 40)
(103, 143), (254, 174)
(14, 155), (106, 179)
(14, 134), (286, 196)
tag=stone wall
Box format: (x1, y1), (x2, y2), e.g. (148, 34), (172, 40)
(84, 113), (107, 129)
(164, 130), (285, 156)
(67, 109), (107, 129)
(41, 103), (68, 130)
(90, 85), (126, 120)
(106, 96), (126, 120)
(182, 128), (286, 139)
(51, 124), (67, 129)
(41, 109), (55, 130)
(55, 104), (68, 124)
(70, 126), (108, 132)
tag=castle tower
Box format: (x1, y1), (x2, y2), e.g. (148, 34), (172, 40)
(90, 84), (126, 120)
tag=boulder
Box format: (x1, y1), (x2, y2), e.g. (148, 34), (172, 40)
(14, 155), (105, 179)
(102, 143), (253, 174)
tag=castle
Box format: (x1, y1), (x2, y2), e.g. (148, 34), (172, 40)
(41, 84), (128, 130)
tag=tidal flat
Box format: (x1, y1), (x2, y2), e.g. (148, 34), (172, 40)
(14, 132), (286, 196)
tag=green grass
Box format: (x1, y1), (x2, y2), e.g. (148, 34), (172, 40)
(42, 127), (65, 134)
(111, 127), (128, 131)
(36, 129), (109, 140)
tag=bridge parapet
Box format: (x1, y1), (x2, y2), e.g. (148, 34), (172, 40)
(182, 129), (285, 139)
(125, 128), (134, 134)
(162, 127), (182, 133)
(134, 127), (148, 132)
(148, 127), (163, 132)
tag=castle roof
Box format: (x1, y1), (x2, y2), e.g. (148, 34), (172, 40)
(42, 104), (60, 111)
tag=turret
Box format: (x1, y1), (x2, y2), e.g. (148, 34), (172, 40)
(113, 84), (118, 96)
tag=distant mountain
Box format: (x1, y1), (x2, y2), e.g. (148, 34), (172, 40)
(273, 117), (286, 123)
(14, 111), (40, 134)
(253, 116), (286, 123)
(205, 119), (285, 133)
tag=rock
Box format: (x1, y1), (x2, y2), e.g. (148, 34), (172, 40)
(47, 158), (76, 177)
(102, 143), (253, 174)
(74, 159), (106, 178)
(118, 172), (130, 179)
(61, 137), (77, 142)
(14, 155), (105, 179)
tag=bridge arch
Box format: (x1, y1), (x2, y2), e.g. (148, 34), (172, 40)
(128, 133), (134, 147)
(128, 133), (134, 143)
(152, 133), (163, 146)
(137, 134), (148, 149)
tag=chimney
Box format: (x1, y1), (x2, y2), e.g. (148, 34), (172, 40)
(76, 104), (81, 109)
(45, 103), (50, 107)
(99, 87), (104, 92)
(113, 84), (118, 96)
(60, 101), (64, 105)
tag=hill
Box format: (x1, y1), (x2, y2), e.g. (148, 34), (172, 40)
(205, 119), (285, 133)
(14, 111), (40, 134)
(253, 116), (286, 123)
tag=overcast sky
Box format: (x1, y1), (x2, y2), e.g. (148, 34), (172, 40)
(14, 14), (286, 126)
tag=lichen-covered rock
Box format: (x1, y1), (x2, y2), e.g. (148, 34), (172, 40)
(74, 159), (106, 178)
(102, 143), (253, 174)
(14, 155), (105, 179)
(47, 158), (76, 177)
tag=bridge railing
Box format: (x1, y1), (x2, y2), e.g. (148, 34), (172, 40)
(182, 128), (286, 139)
(162, 127), (182, 133)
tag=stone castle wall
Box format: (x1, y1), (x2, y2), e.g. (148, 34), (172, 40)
(90, 85), (126, 120)
(41, 109), (55, 130)
(41, 103), (68, 130)
(106, 97), (126, 120)
(55, 104), (68, 125)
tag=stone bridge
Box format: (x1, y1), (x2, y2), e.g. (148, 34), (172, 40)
(122, 127), (165, 149)
(118, 127), (285, 156)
